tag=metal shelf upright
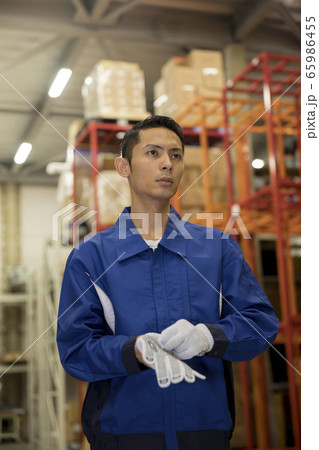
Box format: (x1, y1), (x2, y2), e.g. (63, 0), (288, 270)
(73, 121), (136, 232)
(174, 94), (232, 231)
(222, 52), (301, 449)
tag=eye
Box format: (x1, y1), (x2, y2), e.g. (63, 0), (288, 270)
(172, 153), (183, 160)
(147, 149), (158, 156)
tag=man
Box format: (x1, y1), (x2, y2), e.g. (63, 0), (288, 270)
(57, 115), (278, 450)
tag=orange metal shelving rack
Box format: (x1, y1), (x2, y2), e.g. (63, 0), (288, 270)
(223, 52), (301, 450)
(175, 52), (301, 449)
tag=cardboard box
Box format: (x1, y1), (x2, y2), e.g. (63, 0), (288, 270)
(165, 66), (200, 93)
(187, 49), (224, 70)
(155, 53), (224, 121)
(82, 60), (149, 120)
(180, 146), (228, 210)
(153, 78), (169, 116)
(161, 56), (187, 79)
(99, 153), (117, 171)
(165, 66), (200, 119)
(68, 119), (85, 145)
(188, 49), (225, 90)
(198, 86), (223, 99)
(154, 78), (166, 100)
(199, 67), (225, 90)
(97, 170), (131, 224)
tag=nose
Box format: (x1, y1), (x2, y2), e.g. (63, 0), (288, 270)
(160, 153), (173, 172)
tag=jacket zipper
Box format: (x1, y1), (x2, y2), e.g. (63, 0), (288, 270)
(152, 247), (179, 450)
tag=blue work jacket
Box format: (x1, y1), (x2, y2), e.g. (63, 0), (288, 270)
(57, 205), (278, 450)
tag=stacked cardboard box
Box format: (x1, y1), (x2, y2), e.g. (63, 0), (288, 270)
(97, 170), (131, 224)
(187, 49), (224, 97)
(180, 145), (228, 213)
(154, 49), (225, 121)
(82, 60), (150, 121)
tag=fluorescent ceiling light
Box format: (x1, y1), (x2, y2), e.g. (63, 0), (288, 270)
(14, 142), (32, 164)
(48, 68), (72, 98)
(252, 158), (265, 169)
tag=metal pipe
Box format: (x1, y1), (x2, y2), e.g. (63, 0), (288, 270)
(90, 122), (101, 231)
(240, 361), (254, 449)
(263, 52), (301, 449)
(222, 88), (235, 205)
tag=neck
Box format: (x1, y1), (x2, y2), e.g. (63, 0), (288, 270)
(130, 198), (171, 240)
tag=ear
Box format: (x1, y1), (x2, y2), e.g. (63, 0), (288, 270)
(114, 157), (130, 178)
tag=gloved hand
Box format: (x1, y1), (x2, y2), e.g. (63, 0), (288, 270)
(157, 319), (214, 360)
(136, 333), (206, 388)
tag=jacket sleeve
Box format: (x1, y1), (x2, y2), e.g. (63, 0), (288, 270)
(56, 249), (142, 382)
(205, 236), (279, 361)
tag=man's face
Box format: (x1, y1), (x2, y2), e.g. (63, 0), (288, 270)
(127, 127), (184, 203)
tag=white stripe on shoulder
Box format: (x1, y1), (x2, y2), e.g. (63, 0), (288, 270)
(85, 272), (115, 334)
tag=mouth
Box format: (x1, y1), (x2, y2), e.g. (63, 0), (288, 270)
(156, 177), (173, 185)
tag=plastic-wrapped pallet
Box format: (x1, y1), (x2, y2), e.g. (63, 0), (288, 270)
(153, 50), (225, 120)
(187, 49), (225, 96)
(97, 170), (131, 225)
(82, 60), (150, 121)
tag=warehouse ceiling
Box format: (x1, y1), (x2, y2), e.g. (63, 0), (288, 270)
(0, 0), (300, 184)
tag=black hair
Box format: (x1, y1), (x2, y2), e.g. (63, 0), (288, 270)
(120, 115), (184, 166)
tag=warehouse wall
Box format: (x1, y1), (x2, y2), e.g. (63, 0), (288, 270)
(0, 184), (3, 291)
(20, 185), (57, 271)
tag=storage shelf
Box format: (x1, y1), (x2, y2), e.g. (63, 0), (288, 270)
(0, 363), (28, 374)
(0, 293), (28, 305)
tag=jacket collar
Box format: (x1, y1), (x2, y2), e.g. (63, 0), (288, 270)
(114, 205), (187, 261)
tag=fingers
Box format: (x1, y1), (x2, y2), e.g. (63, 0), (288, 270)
(136, 334), (157, 365)
(168, 357), (184, 384)
(193, 370), (206, 381)
(158, 334), (184, 351)
(182, 361), (195, 383)
(137, 333), (206, 388)
(158, 320), (190, 350)
(172, 346), (192, 360)
(154, 353), (170, 388)
(158, 319), (195, 355)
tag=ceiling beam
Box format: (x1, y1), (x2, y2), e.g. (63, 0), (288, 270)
(102, 0), (143, 26)
(274, 0), (301, 42)
(10, 37), (87, 174)
(70, 0), (90, 22)
(94, 36), (120, 59)
(116, 0), (233, 15)
(0, 107), (83, 118)
(234, 0), (273, 41)
(0, 36), (65, 73)
(0, 11), (231, 50)
(72, 0), (234, 25)
(91, 0), (112, 21)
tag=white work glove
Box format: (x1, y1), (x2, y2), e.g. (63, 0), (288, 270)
(136, 333), (206, 388)
(157, 319), (214, 360)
